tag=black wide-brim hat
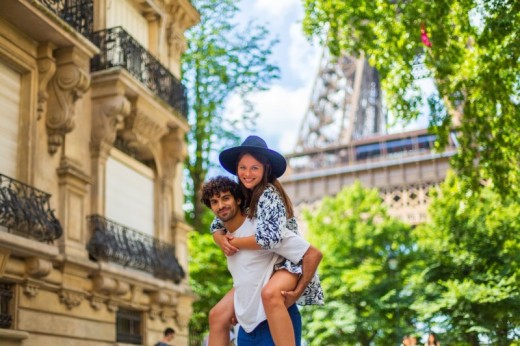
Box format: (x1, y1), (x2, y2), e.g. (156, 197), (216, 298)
(219, 135), (287, 178)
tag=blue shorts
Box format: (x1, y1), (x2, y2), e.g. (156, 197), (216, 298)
(237, 304), (302, 346)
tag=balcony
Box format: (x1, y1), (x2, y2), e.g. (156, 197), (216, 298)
(86, 215), (185, 283)
(39, 0), (94, 37)
(89, 27), (188, 118)
(0, 174), (63, 243)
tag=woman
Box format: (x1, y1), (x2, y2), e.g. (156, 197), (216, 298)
(424, 332), (441, 346)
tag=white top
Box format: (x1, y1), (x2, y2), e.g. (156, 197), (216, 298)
(227, 218), (310, 332)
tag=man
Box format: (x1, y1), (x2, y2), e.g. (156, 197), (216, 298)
(201, 176), (322, 345)
(155, 327), (175, 346)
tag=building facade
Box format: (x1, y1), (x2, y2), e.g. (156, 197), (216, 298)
(0, 0), (199, 345)
(283, 129), (459, 225)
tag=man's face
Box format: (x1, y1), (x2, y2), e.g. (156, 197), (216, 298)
(209, 191), (240, 222)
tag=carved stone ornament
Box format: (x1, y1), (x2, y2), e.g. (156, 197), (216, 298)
(91, 95), (131, 156)
(148, 306), (161, 321)
(92, 275), (117, 295)
(37, 44), (56, 121)
(22, 282), (39, 298)
(25, 257), (52, 278)
(166, 23), (187, 62)
(161, 123), (186, 181)
(46, 57), (90, 154)
(90, 296), (105, 311)
(122, 109), (168, 149)
(167, 3), (198, 31)
(107, 300), (118, 312)
(59, 290), (85, 310)
(175, 310), (190, 329)
(161, 308), (176, 323)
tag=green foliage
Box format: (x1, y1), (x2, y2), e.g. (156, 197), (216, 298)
(303, 0), (520, 197)
(187, 225), (232, 336)
(301, 181), (416, 346)
(411, 172), (520, 345)
(182, 0), (280, 231)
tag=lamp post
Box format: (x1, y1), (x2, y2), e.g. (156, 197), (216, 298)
(388, 253), (400, 345)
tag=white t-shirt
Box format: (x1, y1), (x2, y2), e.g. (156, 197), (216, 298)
(227, 218), (310, 332)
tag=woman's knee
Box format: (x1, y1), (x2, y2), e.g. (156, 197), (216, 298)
(261, 284), (282, 307)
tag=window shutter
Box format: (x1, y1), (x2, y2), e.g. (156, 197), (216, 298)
(105, 150), (155, 236)
(107, 0), (149, 48)
(0, 61), (21, 177)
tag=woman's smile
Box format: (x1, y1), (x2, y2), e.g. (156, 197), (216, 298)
(237, 154), (264, 189)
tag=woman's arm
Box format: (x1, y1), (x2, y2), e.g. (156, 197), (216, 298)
(228, 235), (261, 250)
(254, 186), (287, 249)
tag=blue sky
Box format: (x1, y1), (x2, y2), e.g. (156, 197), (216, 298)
(226, 0), (431, 155)
(225, 0), (322, 155)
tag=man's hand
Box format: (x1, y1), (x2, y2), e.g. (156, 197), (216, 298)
(280, 245), (323, 307)
(230, 314), (238, 326)
(281, 288), (303, 308)
(213, 230), (239, 256)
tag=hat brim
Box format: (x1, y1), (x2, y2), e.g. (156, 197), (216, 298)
(219, 145), (287, 178)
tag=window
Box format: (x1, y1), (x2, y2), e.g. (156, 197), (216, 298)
(0, 283), (13, 329)
(355, 143), (381, 161)
(116, 308), (142, 344)
(0, 60), (21, 178)
(385, 138), (414, 155)
(417, 134), (437, 150)
(106, 0), (149, 48)
(105, 148), (155, 236)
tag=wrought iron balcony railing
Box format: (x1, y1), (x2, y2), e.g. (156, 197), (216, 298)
(0, 174), (63, 243)
(0, 283), (13, 329)
(89, 27), (188, 118)
(87, 214), (185, 283)
(39, 0), (94, 37)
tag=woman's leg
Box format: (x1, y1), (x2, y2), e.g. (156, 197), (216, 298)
(261, 270), (299, 346)
(209, 288), (235, 346)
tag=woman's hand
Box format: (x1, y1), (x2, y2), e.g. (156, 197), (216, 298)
(213, 230), (239, 256)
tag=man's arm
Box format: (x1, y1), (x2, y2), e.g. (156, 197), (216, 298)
(281, 245), (323, 307)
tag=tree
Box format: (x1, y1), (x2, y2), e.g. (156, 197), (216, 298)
(411, 172), (520, 345)
(301, 182), (417, 346)
(302, 0), (520, 197)
(182, 0), (280, 231)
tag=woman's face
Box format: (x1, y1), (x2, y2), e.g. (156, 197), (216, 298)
(237, 153), (264, 190)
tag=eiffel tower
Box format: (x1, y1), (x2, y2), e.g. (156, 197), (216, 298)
(283, 50), (457, 225)
(295, 50), (386, 154)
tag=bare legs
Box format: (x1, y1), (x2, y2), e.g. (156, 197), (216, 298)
(208, 288), (235, 346)
(262, 270), (299, 346)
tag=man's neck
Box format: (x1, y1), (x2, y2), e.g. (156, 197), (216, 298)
(223, 212), (246, 233)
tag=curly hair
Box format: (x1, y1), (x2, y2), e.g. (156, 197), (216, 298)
(200, 175), (244, 209)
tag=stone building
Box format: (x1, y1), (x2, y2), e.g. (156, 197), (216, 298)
(0, 0), (199, 345)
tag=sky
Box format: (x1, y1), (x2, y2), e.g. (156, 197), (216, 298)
(225, 0), (431, 156)
(225, 0), (322, 155)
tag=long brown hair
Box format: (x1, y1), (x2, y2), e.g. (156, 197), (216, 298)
(236, 151), (294, 220)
